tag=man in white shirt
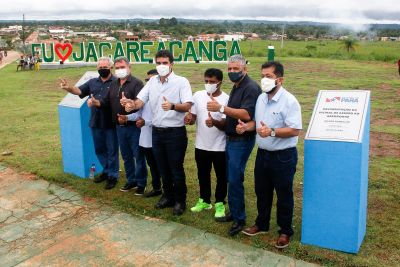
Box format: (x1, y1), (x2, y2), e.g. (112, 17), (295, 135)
(237, 61), (302, 249)
(184, 68), (229, 221)
(121, 50), (193, 216)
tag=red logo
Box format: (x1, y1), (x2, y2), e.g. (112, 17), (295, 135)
(55, 43), (73, 63)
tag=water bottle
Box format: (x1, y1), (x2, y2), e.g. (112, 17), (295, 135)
(89, 163), (96, 179)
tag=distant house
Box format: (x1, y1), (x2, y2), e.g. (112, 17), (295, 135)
(124, 35), (139, 41)
(222, 34), (245, 41)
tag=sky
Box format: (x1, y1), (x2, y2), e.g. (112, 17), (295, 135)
(1, 0), (400, 25)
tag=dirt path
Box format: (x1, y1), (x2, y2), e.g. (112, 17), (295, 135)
(0, 51), (20, 70)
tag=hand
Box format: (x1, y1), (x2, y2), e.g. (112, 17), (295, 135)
(206, 95), (221, 112)
(236, 119), (247, 134)
(87, 94), (100, 107)
(117, 113), (127, 125)
(256, 121), (272, 138)
(184, 109), (193, 125)
(205, 112), (214, 128)
(136, 118), (145, 128)
(120, 92), (130, 107)
(162, 96), (172, 111)
(59, 78), (70, 91)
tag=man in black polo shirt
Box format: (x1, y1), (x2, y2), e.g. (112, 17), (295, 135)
(207, 54), (261, 236)
(91, 56), (147, 195)
(59, 57), (119, 189)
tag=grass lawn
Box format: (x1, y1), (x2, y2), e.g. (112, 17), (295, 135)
(0, 57), (399, 266)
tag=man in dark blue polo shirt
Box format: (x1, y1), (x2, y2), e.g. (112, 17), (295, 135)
(59, 57), (119, 190)
(207, 54), (261, 236)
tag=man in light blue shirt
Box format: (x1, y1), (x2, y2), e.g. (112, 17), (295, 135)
(236, 61), (302, 249)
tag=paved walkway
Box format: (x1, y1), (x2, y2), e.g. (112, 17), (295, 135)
(0, 165), (316, 267)
(0, 51), (20, 70)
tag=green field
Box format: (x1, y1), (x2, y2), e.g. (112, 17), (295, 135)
(0, 56), (399, 266)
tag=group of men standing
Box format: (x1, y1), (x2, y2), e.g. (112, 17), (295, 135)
(59, 50), (302, 248)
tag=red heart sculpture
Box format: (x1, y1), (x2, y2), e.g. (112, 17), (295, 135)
(55, 43), (73, 62)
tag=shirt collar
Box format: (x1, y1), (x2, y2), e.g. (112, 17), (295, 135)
(97, 75), (114, 83)
(157, 71), (175, 84)
(263, 86), (286, 104)
(118, 74), (132, 84)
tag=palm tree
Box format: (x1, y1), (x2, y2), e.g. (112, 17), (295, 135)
(342, 38), (358, 53)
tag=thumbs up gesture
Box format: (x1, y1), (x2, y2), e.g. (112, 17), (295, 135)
(162, 96), (172, 111)
(120, 92), (129, 106)
(59, 78), (70, 91)
(87, 94), (100, 108)
(205, 112), (215, 128)
(207, 95), (221, 112)
(236, 119), (247, 134)
(184, 108), (194, 125)
(256, 121), (272, 138)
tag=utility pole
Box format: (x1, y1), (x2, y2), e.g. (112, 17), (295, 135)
(281, 24), (285, 49)
(22, 13), (26, 53)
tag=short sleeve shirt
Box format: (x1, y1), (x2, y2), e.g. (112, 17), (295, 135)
(137, 72), (193, 128)
(225, 75), (262, 137)
(79, 76), (116, 129)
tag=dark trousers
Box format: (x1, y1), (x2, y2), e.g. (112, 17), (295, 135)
(152, 127), (188, 203)
(140, 146), (161, 190)
(116, 125), (147, 187)
(226, 137), (255, 223)
(254, 147), (298, 236)
(194, 148), (227, 204)
(91, 127), (119, 179)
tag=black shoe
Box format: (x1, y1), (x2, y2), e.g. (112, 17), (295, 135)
(105, 179), (117, 190)
(155, 197), (175, 209)
(144, 189), (162, 198)
(229, 221), (245, 236)
(120, 182), (138, 192)
(94, 173), (108, 183)
(216, 211), (233, 223)
(134, 187), (146, 196)
(173, 202), (186, 216)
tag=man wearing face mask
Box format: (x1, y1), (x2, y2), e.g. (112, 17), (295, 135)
(91, 56), (147, 194)
(207, 54), (261, 236)
(59, 57), (119, 190)
(184, 68), (229, 220)
(121, 50), (193, 216)
(237, 61), (302, 249)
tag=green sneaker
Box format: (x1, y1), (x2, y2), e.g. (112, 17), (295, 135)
(214, 202), (226, 219)
(190, 198), (212, 212)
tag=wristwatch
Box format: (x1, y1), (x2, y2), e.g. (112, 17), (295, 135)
(219, 105), (225, 113)
(270, 128), (276, 137)
(171, 104), (175, 110)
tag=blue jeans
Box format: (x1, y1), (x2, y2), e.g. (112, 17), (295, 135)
(152, 127), (188, 203)
(116, 125), (147, 187)
(226, 137), (255, 223)
(91, 127), (119, 179)
(254, 147), (297, 236)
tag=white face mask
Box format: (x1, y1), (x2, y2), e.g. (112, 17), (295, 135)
(115, 68), (128, 79)
(204, 83), (219, 94)
(156, 64), (170, 77)
(261, 77), (277, 93)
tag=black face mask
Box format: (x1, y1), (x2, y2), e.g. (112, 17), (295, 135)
(98, 68), (111, 78)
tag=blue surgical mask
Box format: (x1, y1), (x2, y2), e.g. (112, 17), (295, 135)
(228, 71), (244, 82)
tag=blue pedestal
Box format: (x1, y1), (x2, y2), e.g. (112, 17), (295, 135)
(58, 71), (102, 178)
(301, 91), (370, 254)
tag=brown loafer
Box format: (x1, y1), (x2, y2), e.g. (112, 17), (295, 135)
(242, 225), (268, 236)
(275, 234), (290, 249)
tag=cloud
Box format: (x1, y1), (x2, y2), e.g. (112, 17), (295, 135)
(1, 0), (399, 25)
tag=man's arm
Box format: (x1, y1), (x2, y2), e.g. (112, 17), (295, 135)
(207, 95), (251, 121)
(59, 78), (82, 95)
